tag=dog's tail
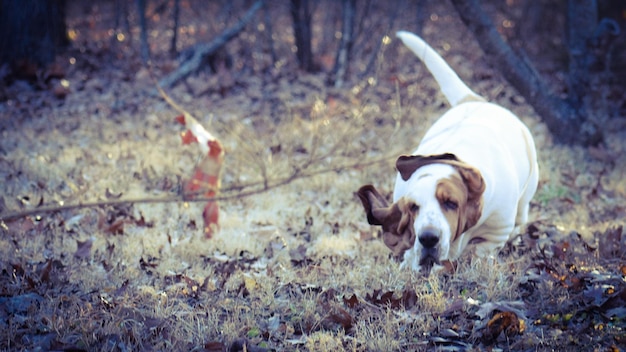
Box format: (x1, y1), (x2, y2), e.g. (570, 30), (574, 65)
(396, 31), (482, 106)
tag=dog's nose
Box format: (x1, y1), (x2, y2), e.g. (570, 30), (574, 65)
(418, 231), (439, 248)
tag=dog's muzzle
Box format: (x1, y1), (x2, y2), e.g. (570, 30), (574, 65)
(418, 228), (441, 272)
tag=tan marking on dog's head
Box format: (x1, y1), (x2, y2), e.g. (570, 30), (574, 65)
(357, 185), (416, 257)
(436, 173), (482, 242)
(396, 153), (485, 238)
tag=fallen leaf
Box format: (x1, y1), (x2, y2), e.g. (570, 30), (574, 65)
(343, 293), (359, 308)
(75, 238), (93, 259)
(483, 311), (525, 342)
(325, 306), (354, 331)
(364, 289), (417, 310)
(176, 114), (224, 238)
(203, 341), (226, 352)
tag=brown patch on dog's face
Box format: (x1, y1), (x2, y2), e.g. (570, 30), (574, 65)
(436, 177), (463, 241)
(357, 185), (416, 257)
(397, 153), (485, 237)
(358, 154), (485, 261)
(436, 175), (468, 242)
(454, 163), (485, 234)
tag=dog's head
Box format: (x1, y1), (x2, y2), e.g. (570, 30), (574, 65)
(357, 153), (485, 274)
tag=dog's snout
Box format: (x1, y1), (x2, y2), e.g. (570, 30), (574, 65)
(418, 231), (439, 248)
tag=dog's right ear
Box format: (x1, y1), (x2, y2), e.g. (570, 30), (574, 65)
(357, 185), (416, 257)
(357, 185), (391, 225)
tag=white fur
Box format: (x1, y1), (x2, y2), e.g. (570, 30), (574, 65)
(396, 31), (482, 106)
(395, 164), (455, 271)
(393, 31), (539, 271)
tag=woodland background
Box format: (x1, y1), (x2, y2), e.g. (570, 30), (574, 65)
(1, 0), (625, 351)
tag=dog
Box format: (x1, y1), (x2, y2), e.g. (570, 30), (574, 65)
(358, 31), (538, 274)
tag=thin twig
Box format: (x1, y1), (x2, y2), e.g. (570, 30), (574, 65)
(0, 156), (394, 223)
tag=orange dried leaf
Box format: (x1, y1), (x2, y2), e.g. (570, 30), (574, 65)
(176, 114), (224, 239)
(202, 201), (219, 238)
(180, 130), (198, 145)
(485, 311), (525, 341)
(343, 294), (360, 308)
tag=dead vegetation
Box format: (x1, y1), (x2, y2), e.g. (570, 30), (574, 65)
(1, 1), (625, 351)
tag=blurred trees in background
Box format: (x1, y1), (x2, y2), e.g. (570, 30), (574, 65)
(290, 0), (314, 72)
(0, 0), (68, 71)
(451, 0), (622, 145)
(1, 0), (625, 146)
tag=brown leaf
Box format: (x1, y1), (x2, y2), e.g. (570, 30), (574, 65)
(39, 259), (53, 283)
(365, 289), (416, 310)
(75, 238), (93, 259)
(483, 311), (525, 342)
(401, 289), (418, 309)
(440, 260), (456, 274)
(326, 306), (354, 331)
(105, 218), (125, 235)
(203, 341), (226, 352)
(343, 293), (359, 308)
(552, 241), (570, 261)
(5, 217), (36, 234)
(140, 257), (159, 270)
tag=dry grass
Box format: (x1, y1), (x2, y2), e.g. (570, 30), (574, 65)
(2, 1), (626, 351)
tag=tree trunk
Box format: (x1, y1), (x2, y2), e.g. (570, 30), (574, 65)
(567, 0), (597, 110)
(0, 0), (68, 68)
(449, 0), (603, 146)
(333, 0), (356, 88)
(170, 0), (181, 55)
(137, 0), (150, 64)
(290, 0), (315, 72)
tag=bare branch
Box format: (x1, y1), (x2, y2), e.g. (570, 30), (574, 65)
(159, 0), (263, 88)
(0, 156), (394, 223)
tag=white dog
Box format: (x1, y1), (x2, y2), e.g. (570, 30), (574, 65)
(358, 31), (538, 274)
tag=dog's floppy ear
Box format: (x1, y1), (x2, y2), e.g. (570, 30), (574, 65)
(396, 153), (459, 181)
(357, 185), (415, 256)
(357, 185), (392, 226)
(456, 165), (485, 232)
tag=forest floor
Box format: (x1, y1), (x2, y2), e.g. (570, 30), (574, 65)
(1, 1), (625, 351)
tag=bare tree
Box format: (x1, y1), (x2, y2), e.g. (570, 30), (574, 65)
(450, 0), (619, 146)
(332, 0), (356, 88)
(262, 1), (278, 65)
(159, 0), (264, 88)
(0, 0), (68, 68)
(170, 0), (181, 55)
(137, 0), (151, 64)
(290, 0), (315, 72)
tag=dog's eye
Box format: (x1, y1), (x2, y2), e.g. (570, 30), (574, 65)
(443, 200), (458, 211)
(410, 203), (419, 212)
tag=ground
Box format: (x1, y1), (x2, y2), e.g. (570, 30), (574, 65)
(1, 1), (625, 351)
